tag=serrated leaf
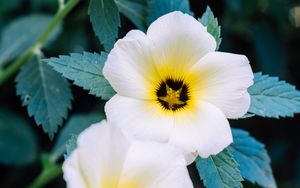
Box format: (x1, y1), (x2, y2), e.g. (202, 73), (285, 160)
(0, 14), (60, 67)
(52, 113), (105, 159)
(146, 0), (193, 25)
(45, 52), (115, 99)
(229, 129), (277, 188)
(115, 0), (147, 31)
(199, 6), (222, 50)
(0, 108), (37, 165)
(64, 134), (78, 159)
(196, 149), (243, 188)
(248, 72), (300, 118)
(88, 0), (120, 51)
(16, 58), (73, 139)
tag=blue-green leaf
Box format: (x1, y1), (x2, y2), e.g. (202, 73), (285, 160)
(0, 14), (60, 67)
(88, 0), (120, 51)
(52, 113), (105, 160)
(115, 0), (147, 31)
(199, 6), (222, 50)
(146, 0), (193, 25)
(16, 58), (73, 139)
(64, 134), (78, 159)
(248, 72), (300, 118)
(0, 108), (37, 165)
(196, 149), (243, 188)
(45, 52), (115, 99)
(229, 129), (277, 188)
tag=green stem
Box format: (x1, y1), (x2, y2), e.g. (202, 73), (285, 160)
(27, 163), (62, 188)
(0, 0), (79, 86)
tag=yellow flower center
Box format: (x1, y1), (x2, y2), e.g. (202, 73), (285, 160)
(156, 78), (189, 111)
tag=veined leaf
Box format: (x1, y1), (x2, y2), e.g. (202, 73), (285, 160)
(0, 108), (37, 165)
(115, 0), (147, 31)
(199, 6), (222, 50)
(0, 14), (60, 67)
(147, 0), (193, 25)
(248, 72), (300, 118)
(16, 58), (73, 139)
(52, 113), (105, 160)
(196, 149), (243, 188)
(229, 129), (276, 188)
(45, 52), (115, 100)
(88, 0), (120, 51)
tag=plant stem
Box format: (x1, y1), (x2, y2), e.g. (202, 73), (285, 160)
(0, 0), (79, 86)
(27, 163), (62, 188)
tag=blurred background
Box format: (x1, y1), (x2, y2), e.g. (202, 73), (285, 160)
(0, 0), (299, 187)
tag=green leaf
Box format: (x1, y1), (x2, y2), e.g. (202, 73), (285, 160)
(88, 0), (120, 51)
(64, 134), (78, 159)
(16, 58), (73, 139)
(248, 72), (300, 118)
(0, 14), (60, 67)
(45, 52), (115, 100)
(199, 6), (222, 50)
(0, 108), (37, 165)
(229, 129), (276, 188)
(196, 149), (243, 188)
(115, 0), (147, 31)
(52, 113), (105, 160)
(146, 0), (193, 25)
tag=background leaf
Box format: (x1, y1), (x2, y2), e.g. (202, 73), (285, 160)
(248, 72), (300, 118)
(51, 113), (105, 160)
(199, 6), (222, 50)
(229, 128), (277, 188)
(88, 0), (120, 51)
(16, 57), (73, 139)
(146, 0), (193, 25)
(45, 52), (115, 100)
(64, 134), (78, 159)
(0, 108), (37, 165)
(196, 149), (243, 188)
(0, 14), (60, 67)
(115, 0), (147, 31)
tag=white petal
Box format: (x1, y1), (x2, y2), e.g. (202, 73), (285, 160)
(147, 11), (216, 78)
(105, 95), (173, 142)
(103, 30), (158, 99)
(63, 150), (89, 188)
(119, 141), (193, 188)
(190, 52), (254, 118)
(169, 101), (233, 160)
(63, 121), (131, 188)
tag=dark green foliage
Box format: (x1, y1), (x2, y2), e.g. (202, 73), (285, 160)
(88, 0), (120, 51)
(229, 129), (276, 188)
(196, 149), (244, 188)
(0, 108), (37, 165)
(45, 52), (115, 100)
(16, 58), (73, 139)
(146, 0), (193, 25)
(248, 73), (300, 118)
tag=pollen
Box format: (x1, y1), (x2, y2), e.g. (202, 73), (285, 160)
(156, 78), (189, 111)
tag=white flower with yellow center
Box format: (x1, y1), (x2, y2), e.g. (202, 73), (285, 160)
(103, 11), (254, 161)
(63, 121), (193, 188)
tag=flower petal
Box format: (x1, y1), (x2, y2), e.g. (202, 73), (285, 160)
(105, 95), (173, 142)
(190, 52), (254, 118)
(147, 11), (216, 78)
(119, 141), (193, 188)
(169, 101), (233, 160)
(63, 150), (89, 188)
(63, 121), (131, 188)
(103, 30), (158, 99)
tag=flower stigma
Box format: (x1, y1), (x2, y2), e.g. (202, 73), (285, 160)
(156, 78), (189, 111)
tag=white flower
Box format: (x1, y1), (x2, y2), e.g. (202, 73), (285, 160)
(103, 11), (254, 162)
(63, 121), (193, 188)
